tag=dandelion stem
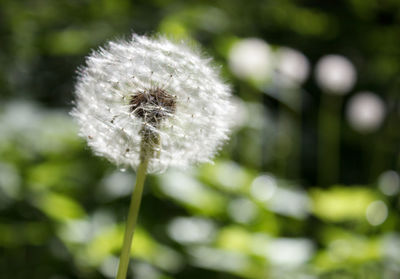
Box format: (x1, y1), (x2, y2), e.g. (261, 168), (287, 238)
(116, 147), (149, 279)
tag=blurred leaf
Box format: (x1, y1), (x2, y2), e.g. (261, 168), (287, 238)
(311, 186), (379, 222)
(314, 227), (381, 271)
(84, 224), (182, 272)
(217, 226), (251, 253)
(198, 160), (254, 194)
(35, 192), (86, 221)
(157, 170), (228, 216)
(44, 29), (92, 55)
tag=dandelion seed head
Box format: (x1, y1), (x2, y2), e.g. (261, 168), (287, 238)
(274, 47), (310, 87)
(72, 34), (235, 173)
(128, 87), (176, 123)
(228, 38), (272, 82)
(315, 54), (356, 95)
(346, 91), (386, 133)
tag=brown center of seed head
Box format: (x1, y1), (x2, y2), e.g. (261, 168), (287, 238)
(129, 87), (176, 125)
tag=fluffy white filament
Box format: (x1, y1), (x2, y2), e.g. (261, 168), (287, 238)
(72, 34), (234, 173)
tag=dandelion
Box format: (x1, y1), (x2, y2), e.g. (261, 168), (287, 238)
(72, 34), (234, 279)
(378, 170), (400, 196)
(274, 47), (310, 87)
(315, 54), (356, 95)
(228, 38), (272, 83)
(366, 200), (388, 226)
(346, 91), (386, 133)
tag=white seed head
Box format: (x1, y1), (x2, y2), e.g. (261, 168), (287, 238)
(228, 38), (272, 82)
(315, 54), (357, 95)
(72, 34), (235, 173)
(274, 47), (310, 87)
(346, 91), (386, 133)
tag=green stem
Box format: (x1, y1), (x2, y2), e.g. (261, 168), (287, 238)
(116, 151), (149, 279)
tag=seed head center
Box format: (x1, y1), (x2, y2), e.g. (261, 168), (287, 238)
(129, 87), (176, 124)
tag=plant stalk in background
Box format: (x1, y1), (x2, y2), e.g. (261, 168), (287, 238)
(318, 94), (342, 186)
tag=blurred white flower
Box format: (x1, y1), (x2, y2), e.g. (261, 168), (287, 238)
(346, 92), (386, 133)
(98, 170), (135, 200)
(228, 198), (257, 224)
(250, 174), (310, 219)
(251, 174), (277, 202)
(228, 38), (272, 82)
(274, 47), (310, 87)
(0, 101), (78, 154)
(378, 170), (400, 196)
(72, 34), (235, 173)
(167, 217), (216, 244)
(251, 235), (315, 267)
(366, 200), (388, 226)
(315, 54), (356, 94)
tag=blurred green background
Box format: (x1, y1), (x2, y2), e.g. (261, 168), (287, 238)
(1, 0), (400, 278)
